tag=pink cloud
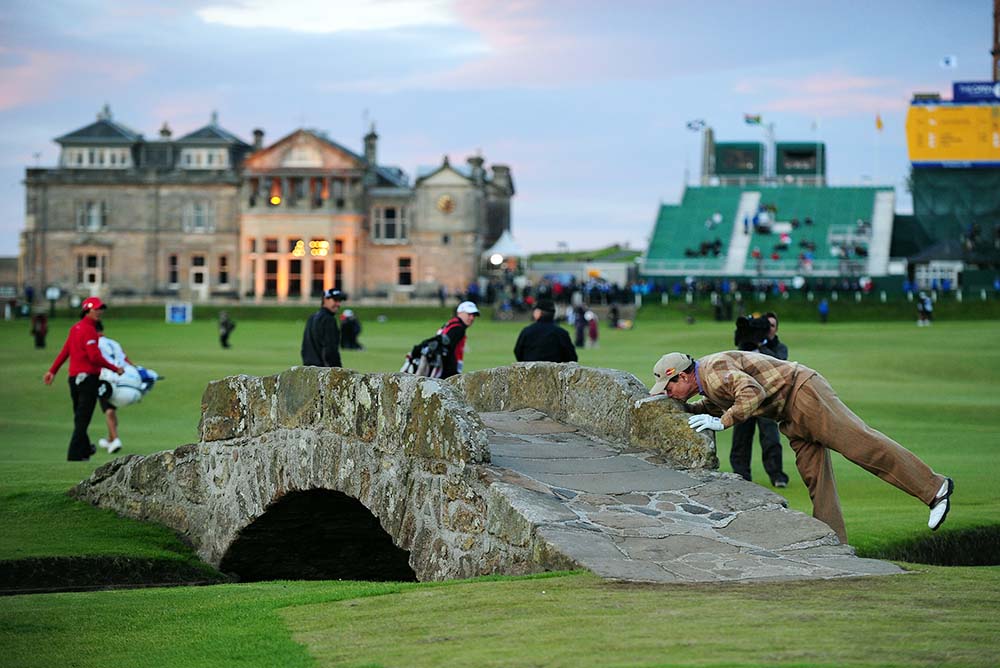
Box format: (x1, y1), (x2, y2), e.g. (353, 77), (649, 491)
(0, 47), (146, 111)
(735, 70), (929, 116)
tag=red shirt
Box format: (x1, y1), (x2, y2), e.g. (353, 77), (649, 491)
(48, 317), (119, 377)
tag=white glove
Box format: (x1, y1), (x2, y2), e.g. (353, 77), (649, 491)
(687, 414), (725, 433)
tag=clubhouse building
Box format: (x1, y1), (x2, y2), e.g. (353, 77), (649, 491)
(19, 106), (514, 304)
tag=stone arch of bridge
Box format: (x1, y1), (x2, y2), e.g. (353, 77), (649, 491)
(218, 488), (417, 582)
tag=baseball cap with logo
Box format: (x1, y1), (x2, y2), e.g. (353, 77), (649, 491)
(649, 352), (694, 395)
(456, 301), (480, 315)
(81, 297), (107, 312)
(323, 289), (347, 300)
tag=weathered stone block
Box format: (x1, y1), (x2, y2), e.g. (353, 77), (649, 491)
(630, 395), (718, 469)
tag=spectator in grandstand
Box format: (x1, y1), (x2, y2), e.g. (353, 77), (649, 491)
(730, 312), (790, 488)
(514, 299), (577, 363)
(647, 351), (954, 543)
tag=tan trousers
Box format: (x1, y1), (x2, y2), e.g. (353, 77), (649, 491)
(779, 375), (945, 544)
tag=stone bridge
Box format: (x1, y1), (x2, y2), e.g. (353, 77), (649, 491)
(71, 363), (902, 583)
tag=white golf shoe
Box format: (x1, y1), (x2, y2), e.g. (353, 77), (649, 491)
(928, 478), (953, 531)
(107, 438), (122, 454)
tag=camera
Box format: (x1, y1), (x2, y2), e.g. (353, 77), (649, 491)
(734, 315), (770, 351)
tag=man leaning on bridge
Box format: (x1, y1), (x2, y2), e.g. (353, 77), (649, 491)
(648, 350), (953, 544)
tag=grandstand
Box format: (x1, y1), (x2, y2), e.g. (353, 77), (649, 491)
(641, 185), (894, 278)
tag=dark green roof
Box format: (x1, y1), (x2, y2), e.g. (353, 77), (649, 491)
(176, 123), (249, 146)
(55, 119), (142, 145)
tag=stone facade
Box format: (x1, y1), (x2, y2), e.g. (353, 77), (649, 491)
(20, 107), (514, 304)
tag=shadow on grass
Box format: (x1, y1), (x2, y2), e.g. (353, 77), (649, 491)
(0, 556), (230, 595)
(866, 525), (1000, 566)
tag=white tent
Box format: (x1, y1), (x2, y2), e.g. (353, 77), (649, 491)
(481, 230), (526, 260)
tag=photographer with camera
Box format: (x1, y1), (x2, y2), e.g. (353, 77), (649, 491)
(731, 312), (790, 488)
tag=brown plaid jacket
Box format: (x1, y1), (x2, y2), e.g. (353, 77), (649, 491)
(687, 351), (817, 428)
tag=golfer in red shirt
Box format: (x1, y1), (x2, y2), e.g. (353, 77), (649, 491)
(44, 297), (122, 461)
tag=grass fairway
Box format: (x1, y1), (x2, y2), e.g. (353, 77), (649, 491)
(1, 309), (998, 666)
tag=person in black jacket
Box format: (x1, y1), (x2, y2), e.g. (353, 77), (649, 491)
(301, 289), (346, 367)
(730, 311), (790, 487)
(514, 299), (578, 363)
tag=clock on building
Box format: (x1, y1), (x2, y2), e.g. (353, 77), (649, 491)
(437, 194), (455, 214)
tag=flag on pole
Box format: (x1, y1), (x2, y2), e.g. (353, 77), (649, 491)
(744, 114), (762, 125)
(686, 119), (706, 131)
(876, 114), (884, 132)
(940, 55), (958, 69)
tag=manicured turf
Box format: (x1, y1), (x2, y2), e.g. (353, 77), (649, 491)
(1, 308), (998, 666)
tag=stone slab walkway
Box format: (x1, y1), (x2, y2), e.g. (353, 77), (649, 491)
(481, 408), (905, 583)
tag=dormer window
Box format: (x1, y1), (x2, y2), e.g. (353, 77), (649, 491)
(179, 148), (229, 169)
(61, 147), (131, 169)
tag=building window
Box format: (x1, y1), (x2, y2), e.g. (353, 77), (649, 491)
(76, 201), (107, 232)
(183, 201), (215, 232)
(288, 259), (302, 297)
(311, 259), (325, 296)
(248, 237), (257, 253)
(218, 255), (229, 285)
(334, 238), (344, 254)
(264, 238), (278, 253)
(264, 259), (278, 296)
(442, 234), (450, 245)
(334, 259), (343, 290)
(191, 254), (206, 285)
(76, 254), (106, 286)
(310, 238), (329, 256)
(168, 254), (179, 286)
(398, 257), (413, 286)
(372, 206), (407, 243)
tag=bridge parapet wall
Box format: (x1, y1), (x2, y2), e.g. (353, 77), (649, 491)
(453, 363), (717, 469)
(199, 367), (489, 464)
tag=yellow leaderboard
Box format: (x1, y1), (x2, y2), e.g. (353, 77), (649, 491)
(906, 103), (1000, 166)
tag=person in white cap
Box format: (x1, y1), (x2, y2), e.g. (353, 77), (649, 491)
(340, 308), (363, 350)
(648, 350), (953, 544)
(437, 301), (480, 378)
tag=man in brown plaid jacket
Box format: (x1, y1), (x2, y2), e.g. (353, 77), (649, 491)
(649, 351), (953, 543)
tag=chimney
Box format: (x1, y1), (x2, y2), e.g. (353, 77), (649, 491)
(253, 128), (264, 151)
(364, 124), (378, 166)
(467, 154), (485, 186)
(491, 164), (513, 193)
(159, 122), (172, 139)
(363, 124), (378, 186)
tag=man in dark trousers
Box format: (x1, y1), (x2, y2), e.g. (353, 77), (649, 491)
(730, 311), (790, 488)
(648, 350), (954, 544)
(43, 297), (123, 461)
(513, 299), (578, 363)
(301, 289), (345, 367)
(438, 301), (479, 378)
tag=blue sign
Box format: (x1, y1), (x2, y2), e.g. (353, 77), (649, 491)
(952, 81), (1000, 102)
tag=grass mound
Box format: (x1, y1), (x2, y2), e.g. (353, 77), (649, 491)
(870, 525), (1000, 567)
(0, 556), (229, 595)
